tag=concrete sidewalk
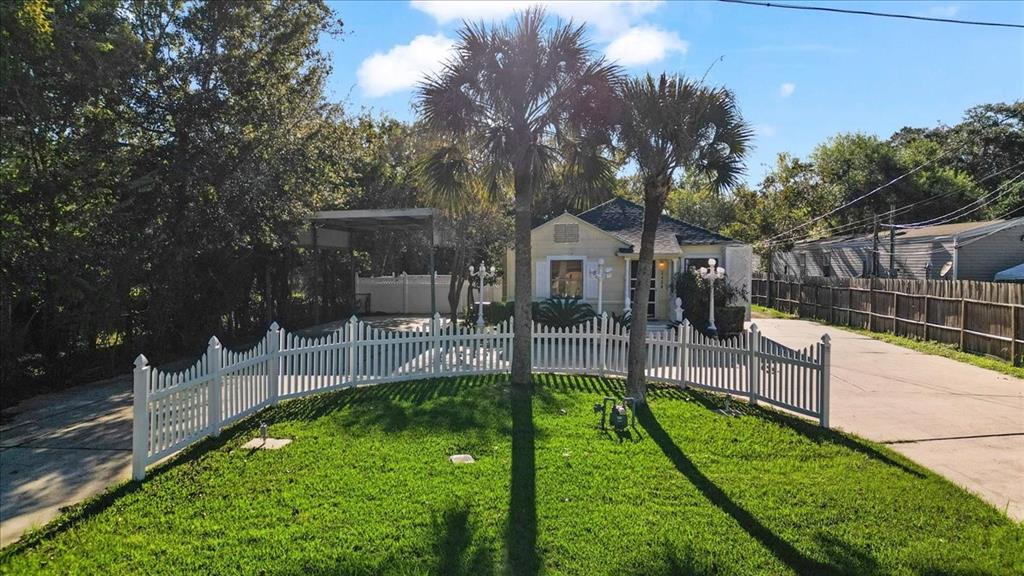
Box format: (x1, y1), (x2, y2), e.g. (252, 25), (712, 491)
(750, 317), (1024, 521)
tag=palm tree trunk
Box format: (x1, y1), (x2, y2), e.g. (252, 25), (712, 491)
(626, 185), (669, 403)
(511, 168), (534, 389)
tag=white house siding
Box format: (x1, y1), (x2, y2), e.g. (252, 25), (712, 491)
(958, 220), (1024, 281)
(504, 213), (631, 312)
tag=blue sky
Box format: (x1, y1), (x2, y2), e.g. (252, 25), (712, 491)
(321, 1), (1024, 184)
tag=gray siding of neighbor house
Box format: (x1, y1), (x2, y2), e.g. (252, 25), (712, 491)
(769, 238), (955, 280)
(764, 220), (1024, 281)
(958, 221), (1024, 281)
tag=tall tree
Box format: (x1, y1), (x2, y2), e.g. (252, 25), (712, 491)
(417, 9), (620, 388)
(724, 155), (821, 285)
(1, 0), (348, 399)
(616, 74), (751, 402)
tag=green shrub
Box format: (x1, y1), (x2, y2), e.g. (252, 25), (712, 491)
(675, 269), (748, 337)
(534, 297), (597, 328)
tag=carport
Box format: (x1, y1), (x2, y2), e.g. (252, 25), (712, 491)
(298, 208), (441, 320)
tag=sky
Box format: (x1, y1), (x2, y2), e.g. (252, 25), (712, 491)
(320, 1), (1024, 185)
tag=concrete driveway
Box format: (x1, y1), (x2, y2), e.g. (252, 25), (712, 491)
(751, 317), (1024, 521)
(0, 375), (132, 547)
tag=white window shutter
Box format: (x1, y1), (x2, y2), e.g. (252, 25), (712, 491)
(535, 261), (550, 299)
(583, 259), (598, 299)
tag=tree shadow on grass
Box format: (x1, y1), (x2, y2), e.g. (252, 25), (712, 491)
(436, 504), (497, 575)
(681, 388), (927, 479)
(506, 385), (540, 576)
(637, 405), (839, 576)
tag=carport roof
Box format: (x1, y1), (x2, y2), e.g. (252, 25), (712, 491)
(311, 208), (439, 232)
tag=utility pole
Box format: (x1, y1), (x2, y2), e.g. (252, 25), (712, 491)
(871, 214), (880, 278)
(888, 204), (896, 278)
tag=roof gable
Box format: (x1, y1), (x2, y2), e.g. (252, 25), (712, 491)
(531, 212), (630, 247)
(575, 197), (734, 254)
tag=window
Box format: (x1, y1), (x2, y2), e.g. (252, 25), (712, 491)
(553, 223), (579, 243)
(550, 259), (583, 298)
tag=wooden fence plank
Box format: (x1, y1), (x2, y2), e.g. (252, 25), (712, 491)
(753, 274), (1022, 362)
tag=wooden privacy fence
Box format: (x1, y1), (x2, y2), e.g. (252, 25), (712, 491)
(132, 315), (831, 479)
(752, 274), (1023, 365)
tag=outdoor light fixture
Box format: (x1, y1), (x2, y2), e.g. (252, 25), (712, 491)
(259, 421), (268, 442)
(594, 396), (637, 433)
(588, 258), (613, 314)
(698, 258), (726, 334)
(468, 261), (496, 328)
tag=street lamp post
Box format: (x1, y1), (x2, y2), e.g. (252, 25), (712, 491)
(588, 258), (613, 314)
(698, 258), (726, 334)
(468, 261), (496, 328)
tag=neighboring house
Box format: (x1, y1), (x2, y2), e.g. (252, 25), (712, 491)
(762, 218), (1024, 281)
(503, 198), (753, 321)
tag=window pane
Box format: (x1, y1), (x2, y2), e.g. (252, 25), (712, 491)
(550, 260), (583, 298)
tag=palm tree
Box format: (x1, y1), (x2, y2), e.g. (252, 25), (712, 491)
(617, 73), (752, 402)
(417, 9), (620, 388)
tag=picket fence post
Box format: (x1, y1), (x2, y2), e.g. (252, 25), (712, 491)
(208, 336), (223, 437)
(131, 354), (149, 481)
(599, 312), (608, 376)
(267, 322), (280, 405)
(679, 319), (690, 387)
(748, 323), (760, 406)
(431, 312), (442, 375)
(819, 333), (831, 428)
(347, 316), (358, 386)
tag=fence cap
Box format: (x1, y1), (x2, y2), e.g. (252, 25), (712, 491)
(208, 335), (221, 347)
(134, 354), (148, 368)
(269, 321), (280, 331)
(349, 315), (359, 322)
(821, 333), (831, 345)
(749, 322), (759, 332)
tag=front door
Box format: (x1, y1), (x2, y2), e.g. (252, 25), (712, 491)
(629, 260), (657, 319)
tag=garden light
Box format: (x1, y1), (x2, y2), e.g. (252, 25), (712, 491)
(588, 258), (613, 313)
(469, 261), (496, 327)
(595, 396), (637, 433)
(697, 258), (727, 334)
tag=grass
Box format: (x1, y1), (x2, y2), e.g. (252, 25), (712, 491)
(2, 375), (1021, 575)
(751, 304), (1024, 379)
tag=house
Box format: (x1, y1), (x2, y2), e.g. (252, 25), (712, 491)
(503, 198), (753, 321)
(763, 218), (1024, 281)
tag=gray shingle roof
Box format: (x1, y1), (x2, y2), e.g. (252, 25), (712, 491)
(575, 197), (734, 254)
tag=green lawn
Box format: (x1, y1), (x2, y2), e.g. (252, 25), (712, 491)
(751, 304), (1024, 379)
(2, 375), (1021, 575)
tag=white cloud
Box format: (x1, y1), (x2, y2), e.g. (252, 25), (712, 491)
(605, 26), (687, 67)
(921, 4), (960, 18)
(755, 124), (777, 138)
(410, 1), (662, 38)
(357, 34), (456, 97)
(778, 82), (795, 98)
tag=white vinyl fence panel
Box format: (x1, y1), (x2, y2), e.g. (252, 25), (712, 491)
(356, 273), (503, 315)
(132, 316), (830, 479)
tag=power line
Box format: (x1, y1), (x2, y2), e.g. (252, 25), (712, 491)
(718, 0), (1024, 29)
(889, 170), (1024, 229)
(764, 160), (1022, 248)
(763, 150), (949, 245)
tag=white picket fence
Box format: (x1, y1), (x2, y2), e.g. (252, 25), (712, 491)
(132, 315), (830, 479)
